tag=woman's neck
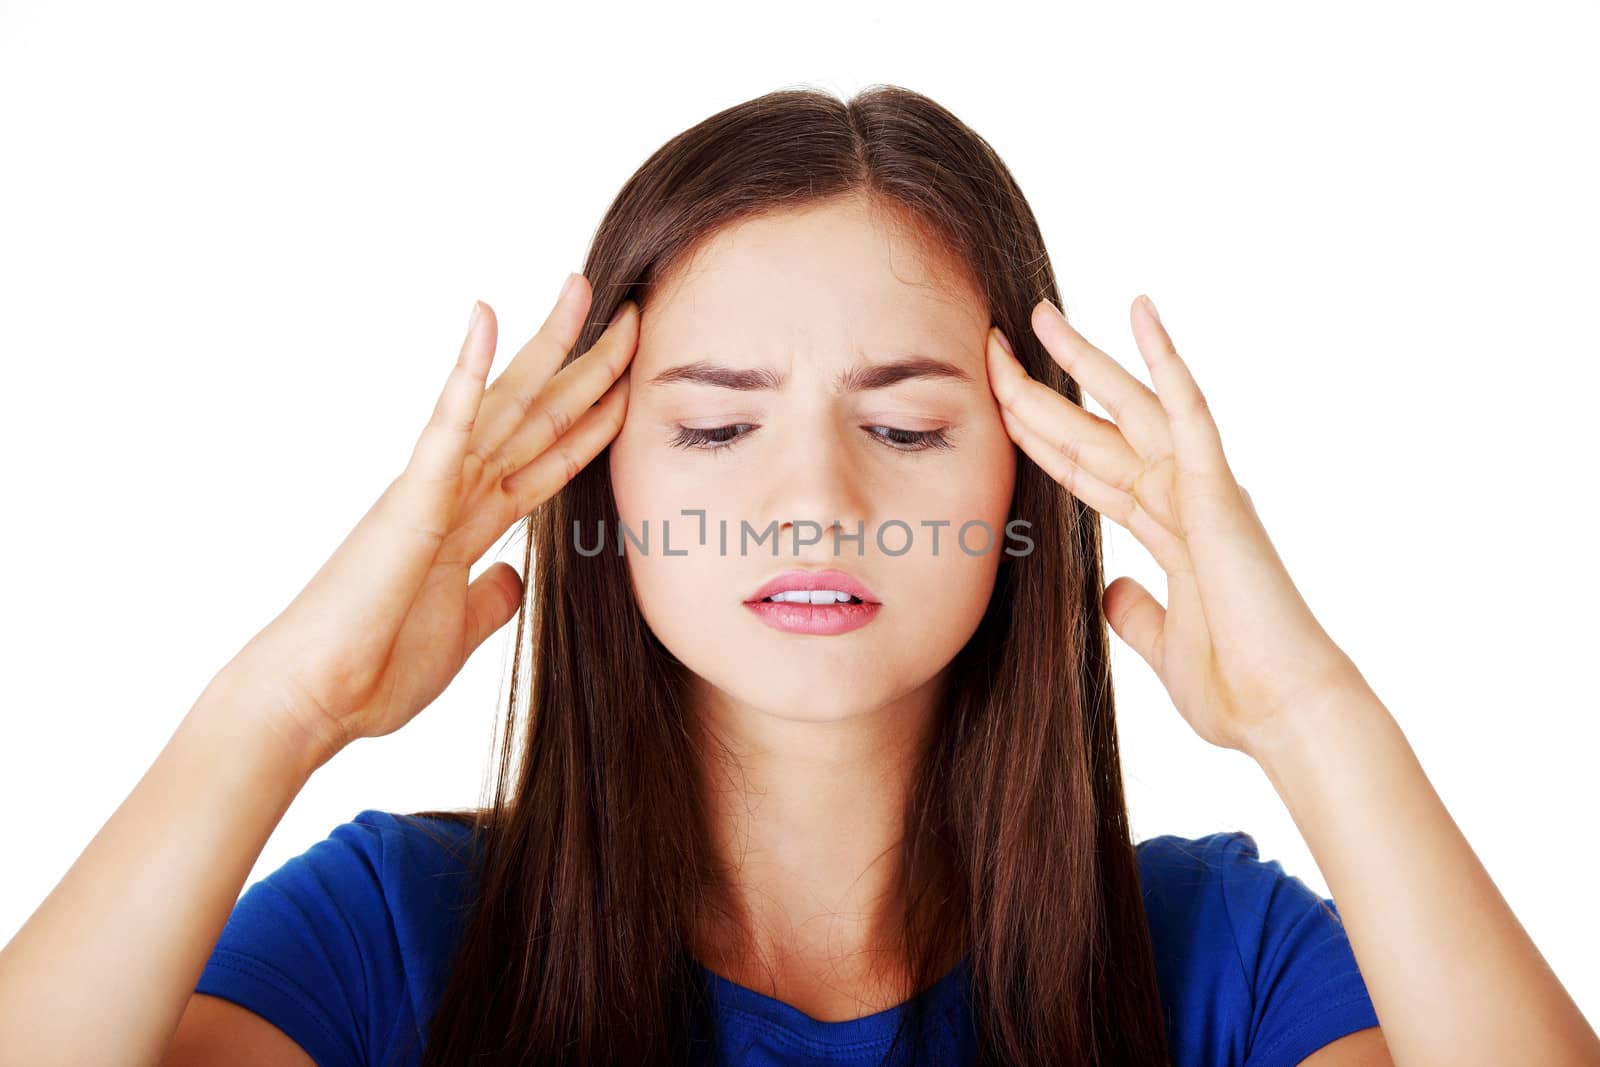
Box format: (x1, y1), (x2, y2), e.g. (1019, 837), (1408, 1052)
(685, 670), (953, 1011)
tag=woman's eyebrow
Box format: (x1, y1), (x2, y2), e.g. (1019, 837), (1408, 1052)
(646, 355), (975, 392)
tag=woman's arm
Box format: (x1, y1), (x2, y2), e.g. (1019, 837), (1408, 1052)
(0, 667), (325, 1067)
(986, 294), (1599, 1065)
(1249, 676), (1598, 1065)
(0, 278), (636, 1066)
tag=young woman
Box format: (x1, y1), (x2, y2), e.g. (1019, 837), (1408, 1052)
(1, 86), (1594, 1067)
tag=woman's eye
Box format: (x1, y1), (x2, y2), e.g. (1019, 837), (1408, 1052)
(867, 426), (954, 452)
(669, 423), (757, 451)
(667, 424), (953, 453)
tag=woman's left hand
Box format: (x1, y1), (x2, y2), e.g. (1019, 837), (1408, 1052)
(986, 295), (1366, 757)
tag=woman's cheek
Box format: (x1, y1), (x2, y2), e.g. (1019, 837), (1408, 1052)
(926, 427), (1015, 626)
(609, 442), (729, 639)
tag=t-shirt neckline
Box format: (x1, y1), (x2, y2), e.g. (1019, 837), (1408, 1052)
(693, 953), (972, 1054)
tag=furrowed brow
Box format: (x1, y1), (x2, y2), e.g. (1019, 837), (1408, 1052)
(647, 355), (974, 392)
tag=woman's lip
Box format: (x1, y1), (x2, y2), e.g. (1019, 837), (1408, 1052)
(744, 598), (882, 635)
(744, 568), (881, 604)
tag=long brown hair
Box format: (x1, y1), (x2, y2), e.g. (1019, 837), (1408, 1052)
(400, 84), (1172, 1066)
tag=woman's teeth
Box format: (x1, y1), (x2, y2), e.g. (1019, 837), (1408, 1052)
(763, 590), (863, 604)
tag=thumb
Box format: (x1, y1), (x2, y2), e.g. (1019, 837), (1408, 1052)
(1103, 576), (1166, 673)
(464, 562), (525, 654)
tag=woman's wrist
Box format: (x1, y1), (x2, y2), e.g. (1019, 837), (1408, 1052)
(188, 663), (341, 790)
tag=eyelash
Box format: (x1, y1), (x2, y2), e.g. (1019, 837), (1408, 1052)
(668, 424), (954, 454)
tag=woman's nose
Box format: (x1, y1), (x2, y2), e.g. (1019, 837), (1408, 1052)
(762, 424), (871, 554)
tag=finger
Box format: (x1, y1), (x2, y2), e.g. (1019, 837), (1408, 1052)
(470, 272), (594, 469)
(1239, 484), (1260, 523)
(463, 561), (524, 655)
(401, 299), (496, 508)
(1129, 295), (1233, 490)
(502, 366), (631, 514)
(1030, 299), (1174, 463)
(986, 327), (1146, 496)
(1102, 575), (1167, 675)
(344, 302), (494, 623)
(998, 405), (1190, 577)
(490, 299), (638, 483)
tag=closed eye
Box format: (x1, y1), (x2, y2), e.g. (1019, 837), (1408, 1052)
(668, 424), (954, 453)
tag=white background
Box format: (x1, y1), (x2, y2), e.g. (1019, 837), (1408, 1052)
(2, 0), (1596, 1029)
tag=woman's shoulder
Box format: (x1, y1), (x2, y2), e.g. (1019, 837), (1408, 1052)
(281, 807), (480, 914)
(193, 808), (482, 1067)
(337, 807), (480, 874)
(323, 808), (482, 957)
(1131, 829), (1380, 1066)
(1135, 827), (1284, 894)
(1133, 827), (1351, 979)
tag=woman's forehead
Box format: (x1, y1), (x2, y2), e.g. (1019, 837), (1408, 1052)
(635, 208), (987, 383)
(648, 199), (980, 313)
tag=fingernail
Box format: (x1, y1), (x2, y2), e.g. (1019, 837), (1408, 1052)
(466, 300), (481, 334)
(1140, 294), (1160, 323)
(559, 272), (582, 304)
(991, 327), (1014, 357)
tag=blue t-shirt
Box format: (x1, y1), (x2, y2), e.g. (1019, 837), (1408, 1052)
(194, 809), (1379, 1066)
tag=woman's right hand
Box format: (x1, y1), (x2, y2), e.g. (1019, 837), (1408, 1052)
(221, 273), (635, 771)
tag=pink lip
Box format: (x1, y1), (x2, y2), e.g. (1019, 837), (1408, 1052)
(743, 568), (882, 636)
(744, 598), (882, 635)
(744, 568), (881, 605)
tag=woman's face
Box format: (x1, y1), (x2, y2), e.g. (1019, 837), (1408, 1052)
(607, 196), (1016, 726)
